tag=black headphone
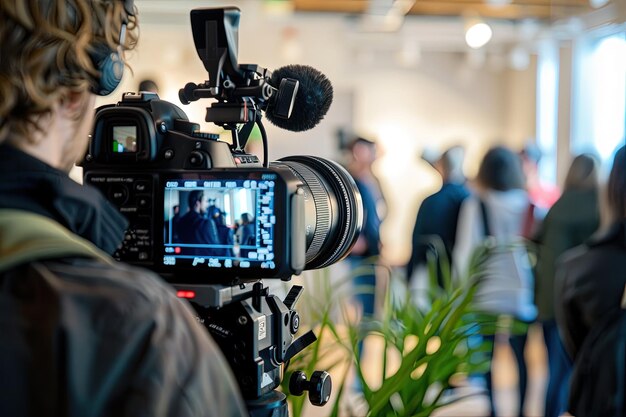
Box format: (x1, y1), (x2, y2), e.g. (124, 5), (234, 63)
(89, 0), (135, 96)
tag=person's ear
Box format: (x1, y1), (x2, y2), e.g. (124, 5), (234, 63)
(59, 89), (92, 120)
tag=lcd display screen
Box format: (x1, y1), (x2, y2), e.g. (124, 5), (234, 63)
(162, 177), (278, 271)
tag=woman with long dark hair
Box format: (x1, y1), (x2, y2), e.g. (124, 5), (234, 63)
(534, 154), (600, 417)
(556, 146), (626, 417)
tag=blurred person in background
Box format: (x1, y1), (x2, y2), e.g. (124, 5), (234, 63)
(534, 154), (600, 417)
(556, 146), (626, 417)
(406, 145), (469, 287)
(164, 203), (181, 243)
(210, 206), (235, 257)
(519, 142), (561, 238)
(454, 146), (534, 417)
(237, 212), (255, 258)
(177, 191), (220, 256)
(346, 136), (386, 361)
(0, 2), (245, 415)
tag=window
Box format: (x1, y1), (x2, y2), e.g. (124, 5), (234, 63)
(572, 31), (626, 163)
(536, 40), (559, 184)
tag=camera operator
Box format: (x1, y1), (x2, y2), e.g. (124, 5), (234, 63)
(0, 1), (246, 416)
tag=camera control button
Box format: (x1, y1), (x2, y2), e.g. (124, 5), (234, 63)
(188, 150), (205, 167)
(164, 149), (175, 160)
(137, 196), (151, 209)
(109, 184), (129, 205)
(134, 181), (150, 192)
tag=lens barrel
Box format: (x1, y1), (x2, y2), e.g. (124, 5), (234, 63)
(272, 156), (363, 270)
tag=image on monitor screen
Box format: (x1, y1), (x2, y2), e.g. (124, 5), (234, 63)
(163, 178), (277, 270)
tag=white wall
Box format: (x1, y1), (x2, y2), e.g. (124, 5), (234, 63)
(107, 0), (536, 266)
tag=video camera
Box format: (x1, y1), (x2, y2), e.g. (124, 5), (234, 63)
(81, 7), (363, 416)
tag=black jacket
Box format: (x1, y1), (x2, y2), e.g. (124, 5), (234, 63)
(0, 145), (246, 417)
(555, 220), (626, 358)
(406, 182), (469, 281)
(534, 188), (599, 321)
(555, 220), (626, 417)
(176, 211), (220, 256)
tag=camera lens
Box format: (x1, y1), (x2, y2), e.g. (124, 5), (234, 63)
(272, 156), (363, 270)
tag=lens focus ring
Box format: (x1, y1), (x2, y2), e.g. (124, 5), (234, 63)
(277, 161), (331, 261)
(305, 157), (355, 268)
(277, 155), (363, 270)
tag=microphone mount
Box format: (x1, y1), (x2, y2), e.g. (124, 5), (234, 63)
(179, 61), (298, 167)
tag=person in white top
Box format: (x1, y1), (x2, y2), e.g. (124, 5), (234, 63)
(454, 146), (532, 417)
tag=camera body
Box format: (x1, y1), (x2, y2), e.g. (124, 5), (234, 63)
(83, 92), (308, 284)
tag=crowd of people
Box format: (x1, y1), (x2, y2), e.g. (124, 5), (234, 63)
(401, 142), (624, 416)
(345, 132), (624, 416)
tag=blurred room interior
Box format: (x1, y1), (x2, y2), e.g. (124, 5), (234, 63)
(93, 1), (625, 415)
(101, 0), (625, 268)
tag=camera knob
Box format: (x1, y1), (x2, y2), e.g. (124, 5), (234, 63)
(188, 150), (206, 167)
(289, 311), (300, 334)
(289, 370), (332, 406)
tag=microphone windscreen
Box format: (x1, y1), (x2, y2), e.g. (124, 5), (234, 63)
(267, 65), (333, 132)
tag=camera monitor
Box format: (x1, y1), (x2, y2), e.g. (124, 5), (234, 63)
(163, 178), (274, 268)
(159, 170), (300, 281)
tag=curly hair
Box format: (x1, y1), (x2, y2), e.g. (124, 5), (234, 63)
(0, 0), (138, 144)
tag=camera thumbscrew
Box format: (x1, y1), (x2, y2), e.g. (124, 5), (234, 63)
(289, 370), (332, 406)
(289, 311), (300, 334)
(289, 371), (307, 396)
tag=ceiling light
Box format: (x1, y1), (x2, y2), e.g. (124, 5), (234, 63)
(465, 22), (493, 49)
(589, 0), (610, 8)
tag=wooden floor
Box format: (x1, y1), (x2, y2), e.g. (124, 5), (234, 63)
(433, 324), (548, 417)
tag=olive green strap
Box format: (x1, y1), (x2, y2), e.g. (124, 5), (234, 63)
(0, 209), (113, 273)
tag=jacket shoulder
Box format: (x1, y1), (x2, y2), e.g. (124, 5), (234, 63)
(29, 258), (247, 416)
(35, 258), (181, 336)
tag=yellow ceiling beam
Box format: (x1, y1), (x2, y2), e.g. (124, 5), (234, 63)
(292, 0), (592, 19)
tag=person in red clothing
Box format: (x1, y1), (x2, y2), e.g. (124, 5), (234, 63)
(519, 142), (561, 238)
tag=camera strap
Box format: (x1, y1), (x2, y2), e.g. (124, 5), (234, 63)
(0, 209), (114, 274)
